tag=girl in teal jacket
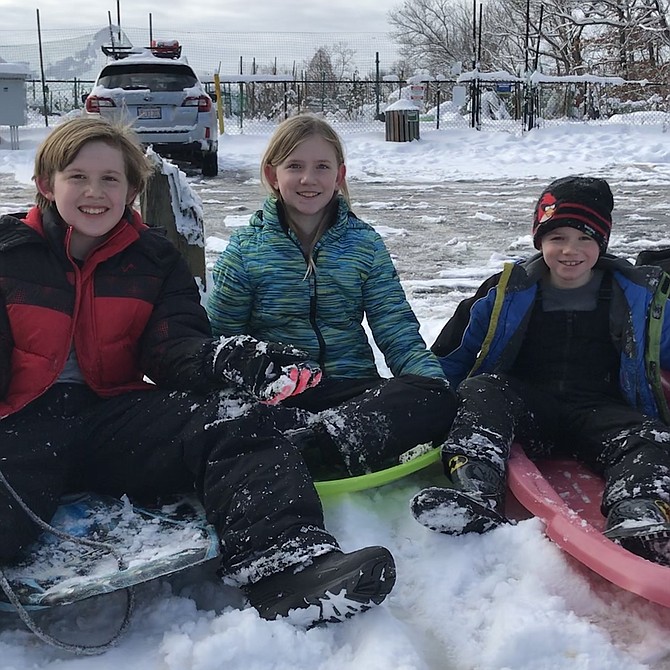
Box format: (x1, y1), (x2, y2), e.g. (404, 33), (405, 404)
(207, 114), (457, 476)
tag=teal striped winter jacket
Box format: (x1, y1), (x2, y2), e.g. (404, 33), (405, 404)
(206, 195), (445, 380)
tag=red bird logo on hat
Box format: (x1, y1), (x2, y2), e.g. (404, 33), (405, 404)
(538, 192), (557, 223)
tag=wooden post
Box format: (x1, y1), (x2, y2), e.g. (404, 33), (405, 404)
(140, 167), (206, 290)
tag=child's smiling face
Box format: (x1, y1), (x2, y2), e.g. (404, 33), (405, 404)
(540, 226), (600, 288)
(37, 140), (136, 259)
(264, 134), (346, 227)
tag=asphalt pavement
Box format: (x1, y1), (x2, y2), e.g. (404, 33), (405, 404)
(3, 166), (670, 289)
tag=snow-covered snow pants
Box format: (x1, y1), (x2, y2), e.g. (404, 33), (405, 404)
(284, 374), (458, 475)
(444, 373), (670, 514)
(0, 384), (338, 583)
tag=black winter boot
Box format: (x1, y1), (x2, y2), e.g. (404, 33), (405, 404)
(604, 498), (670, 566)
(245, 546), (396, 627)
(410, 454), (508, 535)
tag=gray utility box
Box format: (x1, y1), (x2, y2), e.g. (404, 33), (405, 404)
(0, 64), (29, 126)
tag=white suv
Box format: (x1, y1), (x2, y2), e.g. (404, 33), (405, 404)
(84, 41), (218, 177)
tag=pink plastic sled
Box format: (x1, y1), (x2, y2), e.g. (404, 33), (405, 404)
(508, 443), (670, 608)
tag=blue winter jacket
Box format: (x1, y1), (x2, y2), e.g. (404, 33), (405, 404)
(207, 194), (445, 380)
(434, 254), (670, 421)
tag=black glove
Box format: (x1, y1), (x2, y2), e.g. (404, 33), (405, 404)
(213, 335), (322, 403)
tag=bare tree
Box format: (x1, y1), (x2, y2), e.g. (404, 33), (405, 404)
(600, 0), (670, 77)
(388, 0), (476, 74)
(388, 0), (670, 78)
(329, 41), (357, 79)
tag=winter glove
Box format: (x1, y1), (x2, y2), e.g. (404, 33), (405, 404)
(213, 334), (322, 404)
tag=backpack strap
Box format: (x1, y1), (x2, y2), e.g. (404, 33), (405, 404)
(469, 262), (516, 377)
(645, 271), (670, 423)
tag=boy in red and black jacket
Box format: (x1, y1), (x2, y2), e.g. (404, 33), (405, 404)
(0, 116), (395, 626)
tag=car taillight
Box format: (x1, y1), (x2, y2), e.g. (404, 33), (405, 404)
(183, 95), (211, 112)
(85, 96), (116, 113)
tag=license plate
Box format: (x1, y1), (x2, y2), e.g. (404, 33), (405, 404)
(137, 106), (161, 119)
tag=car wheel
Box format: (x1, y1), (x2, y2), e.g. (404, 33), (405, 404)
(202, 151), (218, 177)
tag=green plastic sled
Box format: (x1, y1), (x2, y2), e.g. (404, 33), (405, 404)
(315, 447), (441, 496)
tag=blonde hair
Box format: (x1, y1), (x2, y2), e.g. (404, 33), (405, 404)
(261, 114), (349, 276)
(33, 116), (154, 211)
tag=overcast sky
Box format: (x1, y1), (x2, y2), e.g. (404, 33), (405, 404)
(0, 0), (395, 36)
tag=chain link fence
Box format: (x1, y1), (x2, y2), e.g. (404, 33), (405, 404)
(0, 27), (400, 81)
(3, 27), (670, 134)
(20, 76), (670, 135)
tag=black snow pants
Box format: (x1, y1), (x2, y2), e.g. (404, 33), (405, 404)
(283, 374), (458, 475)
(0, 384), (338, 583)
(444, 373), (670, 515)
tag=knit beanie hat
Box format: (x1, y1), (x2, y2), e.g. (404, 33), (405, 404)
(532, 176), (613, 254)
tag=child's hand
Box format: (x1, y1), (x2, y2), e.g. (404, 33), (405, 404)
(259, 362), (322, 405)
(213, 335), (321, 402)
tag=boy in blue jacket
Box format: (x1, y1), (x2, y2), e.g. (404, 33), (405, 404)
(411, 176), (670, 566)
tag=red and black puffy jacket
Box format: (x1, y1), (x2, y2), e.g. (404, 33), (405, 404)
(0, 206), (218, 418)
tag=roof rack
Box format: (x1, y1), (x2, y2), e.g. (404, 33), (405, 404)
(101, 44), (137, 60)
(100, 40), (182, 61)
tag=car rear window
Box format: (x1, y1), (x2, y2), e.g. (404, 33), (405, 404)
(97, 64), (198, 91)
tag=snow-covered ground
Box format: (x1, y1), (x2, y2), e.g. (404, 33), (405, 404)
(1, 117), (670, 669)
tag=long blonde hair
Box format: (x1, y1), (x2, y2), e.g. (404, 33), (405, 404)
(261, 115), (349, 277)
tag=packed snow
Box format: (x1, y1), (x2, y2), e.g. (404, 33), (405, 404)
(1, 117), (670, 669)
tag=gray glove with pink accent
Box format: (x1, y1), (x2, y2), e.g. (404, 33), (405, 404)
(213, 335), (322, 404)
